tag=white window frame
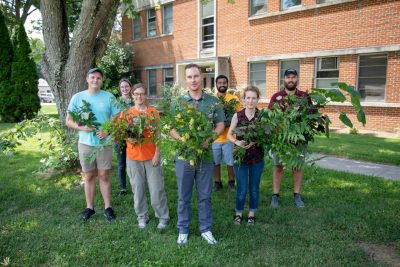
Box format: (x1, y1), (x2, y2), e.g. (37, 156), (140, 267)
(250, 0), (267, 16)
(132, 15), (141, 40)
(357, 53), (387, 101)
(200, 0), (215, 50)
(147, 9), (156, 37)
(163, 3), (173, 34)
(148, 69), (157, 97)
(249, 62), (267, 98)
(163, 68), (174, 86)
(315, 57), (339, 89)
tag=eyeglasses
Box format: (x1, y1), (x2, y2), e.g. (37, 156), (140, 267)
(133, 93), (146, 96)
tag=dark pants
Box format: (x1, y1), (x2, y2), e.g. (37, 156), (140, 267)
(175, 159), (214, 234)
(115, 143), (127, 190)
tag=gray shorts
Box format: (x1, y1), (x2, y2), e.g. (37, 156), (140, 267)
(78, 143), (112, 172)
(212, 141), (234, 166)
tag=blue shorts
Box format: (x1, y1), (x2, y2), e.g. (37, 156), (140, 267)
(212, 141), (234, 166)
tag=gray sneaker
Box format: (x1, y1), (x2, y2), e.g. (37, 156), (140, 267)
(293, 193), (305, 207)
(270, 195), (280, 208)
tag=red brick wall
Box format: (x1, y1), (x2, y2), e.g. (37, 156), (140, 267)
(324, 105), (400, 132)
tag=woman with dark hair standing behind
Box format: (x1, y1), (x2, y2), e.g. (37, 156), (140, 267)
(116, 78), (134, 196)
(227, 86), (265, 225)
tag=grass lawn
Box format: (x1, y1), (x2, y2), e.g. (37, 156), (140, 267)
(309, 133), (400, 166)
(40, 103), (58, 116)
(1, 136), (399, 266)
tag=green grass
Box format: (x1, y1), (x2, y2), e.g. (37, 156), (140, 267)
(309, 133), (400, 165)
(40, 103), (58, 115)
(1, 137), (399, 266)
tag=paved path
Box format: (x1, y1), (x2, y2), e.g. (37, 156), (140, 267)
(309, 153), (400, 181)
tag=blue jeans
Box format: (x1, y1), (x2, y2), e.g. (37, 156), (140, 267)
(233, 160), (265, 212)
(175, 159), (214, 234)
(115, 143), (127, 190)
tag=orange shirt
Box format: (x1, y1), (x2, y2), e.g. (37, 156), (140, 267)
(124, 106), (159, 161)
(214, 93), (241, 143)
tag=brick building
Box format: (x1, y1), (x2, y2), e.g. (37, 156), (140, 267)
(122, 0), (400, 132)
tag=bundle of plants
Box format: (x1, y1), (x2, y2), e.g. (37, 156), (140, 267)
(218, 94), (240, 128)
(160, 101), (217, 166)
(232, 109), (272, 164)
(68, 100), (100, 136)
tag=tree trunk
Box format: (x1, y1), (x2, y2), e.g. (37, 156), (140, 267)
(40, 0), (119, 126)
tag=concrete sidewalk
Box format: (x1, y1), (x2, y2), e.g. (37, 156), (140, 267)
(309, 153), (400, 181)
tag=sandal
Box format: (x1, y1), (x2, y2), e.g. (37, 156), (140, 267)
(247, 216), (255, 225)
(233, 214), (242, 224)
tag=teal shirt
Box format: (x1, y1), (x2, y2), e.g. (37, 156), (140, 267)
(68, 90), (120, 146)
(171, 91), (225, 125)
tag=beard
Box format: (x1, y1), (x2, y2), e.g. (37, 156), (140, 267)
(217, 86), (228, 93)
(284, 81), (297, 91)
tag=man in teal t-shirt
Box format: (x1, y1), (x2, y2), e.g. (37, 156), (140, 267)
(66, 68), (120, 222)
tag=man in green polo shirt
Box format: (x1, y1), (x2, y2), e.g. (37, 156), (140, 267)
(169, 63), (225, 245)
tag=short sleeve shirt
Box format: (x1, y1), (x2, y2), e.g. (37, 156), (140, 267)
(268, 89), (312, 110)
(214, 93), (241, 143)
(171, 91), (225, 136)
(68, 90), (120, 146)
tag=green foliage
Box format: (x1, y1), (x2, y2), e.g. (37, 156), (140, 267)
(0, 113), (79, 172)
(0, 9), (13, 82)
(0, 9), (14, 122)
(348, 127), (358, 135)
(97, 36), (135, 94)
(29, 38), (44, 78)
(68, 100), (101, 135)
(1, 24), (40, 122)
(159, 101), (217, 166)
(218, 94), (240, 128)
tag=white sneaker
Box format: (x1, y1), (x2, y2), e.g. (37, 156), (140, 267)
(177, 233), (188, 245)
(201, 231), (217, 245)
(138, 221), (147, 229)
(157, 220), (169, 230)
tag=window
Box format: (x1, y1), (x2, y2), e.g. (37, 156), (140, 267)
(132, 15), (141, 40)
(358, 54), (387, 101)
(250, 0), (267, 16)
(163, 68), (174, 86)
(163, 4), (173, 34)
(249, 63), (266, 98)
(280, 60), (300, 89)
(317, 0), (335, 3)
(148, 69), (157, 96)
(147, 9), (156, 37)
(281, 0), (301, 10)
(201, 0), (214, 49)
(315, 57), (339, 89)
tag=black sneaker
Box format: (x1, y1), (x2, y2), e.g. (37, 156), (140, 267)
(228, 181), (236, 192)
(80, 208), (96, 221)
(104, 207), (116, 222)
(213, 182), (223, 192)
(116, 190), (128, 197)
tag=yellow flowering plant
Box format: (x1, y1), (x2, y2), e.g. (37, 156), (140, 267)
(160, 101), (217, 166)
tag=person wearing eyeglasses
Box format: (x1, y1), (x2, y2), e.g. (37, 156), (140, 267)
(123, 83), (169, 230)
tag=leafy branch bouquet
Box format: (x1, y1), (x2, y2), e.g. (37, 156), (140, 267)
(232, 109), (272, 163)
(102, 110), (158, 148)
(160, 101), (217, 166)
(267, 82), (366, 169)
(218, 95), (240, 128)
(68, 100), (101, 136)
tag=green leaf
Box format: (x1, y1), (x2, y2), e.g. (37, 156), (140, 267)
(326, 89), (346, 102)
(339, 112), (353, 128)
(357, 109), (366, 126)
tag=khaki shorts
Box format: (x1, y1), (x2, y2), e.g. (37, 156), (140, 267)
(78, 143), (113, 172)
